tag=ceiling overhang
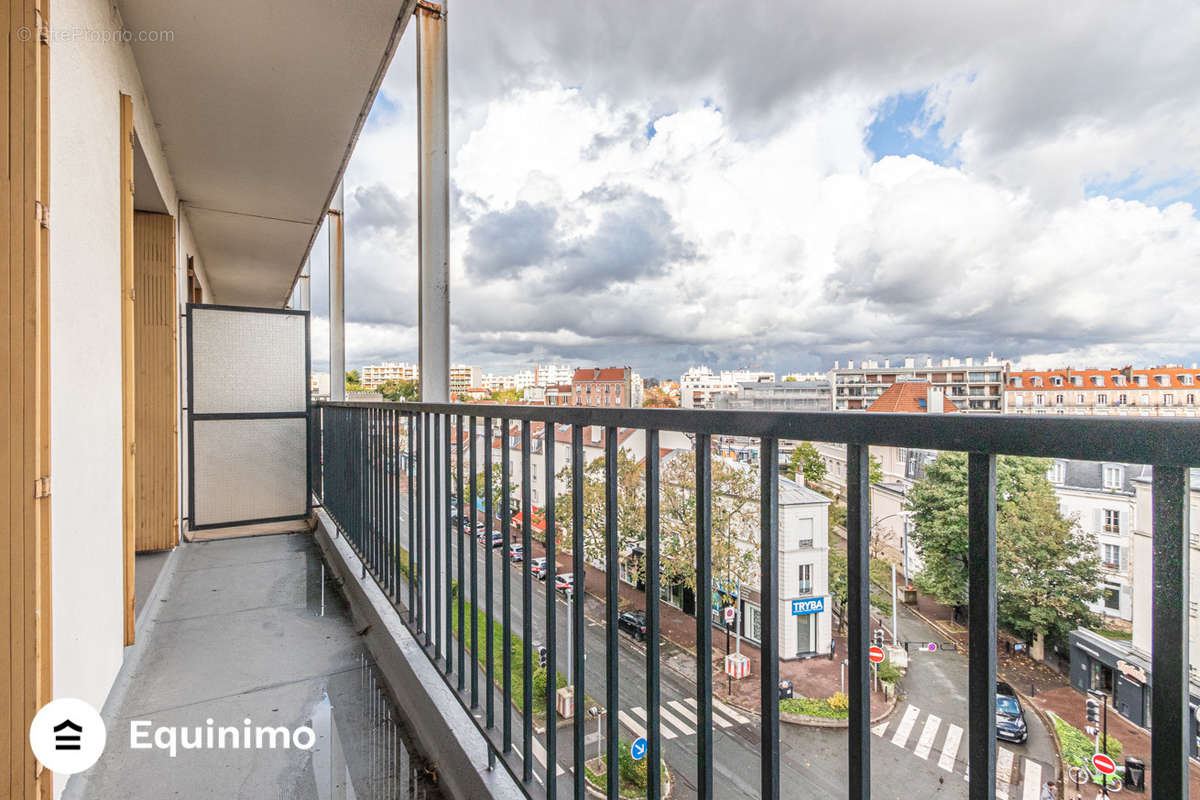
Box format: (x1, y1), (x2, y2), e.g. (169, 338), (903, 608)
(119, 0), (417, 307)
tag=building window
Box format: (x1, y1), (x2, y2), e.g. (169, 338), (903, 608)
(1047, 461), (1066, 484)
(1015, 395), (1024, 407)
(1140, 394), (1150, 406)
(1076, 393), (1086, 405)
(1164, 394), (1174, 406)
(1103, 465), (1124, 490)
(1104, 509), (1120, 533)
(798, 564), (813, 596)
(1188, 394), (1196, 405)
(744, 603), (762, 644)
(1035, 394), (1044, 406)
(1118, 393), (1128, 405)
(1055, 394), (1064, 405)
(1102, 544), (1121, 570)
(1052, 376), (1063, 386)
(1103, 583), (1120, 611)
(1012, 377), (1023, 388)
(1097, 393), (1108, 406)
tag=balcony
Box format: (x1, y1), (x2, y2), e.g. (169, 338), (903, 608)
(308, 401), (1199, 800)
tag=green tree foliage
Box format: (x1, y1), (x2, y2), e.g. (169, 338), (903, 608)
(787, 442), (827, 485)
(489, 388), (522, 404)
(555, 449), (647, 579)
(642, 387), (678, 408)
(345, 369), (361, 389)
(658, 450), (761, 596)
(907, 452), (1102, 644)
(379, 378), (419, 402)
(869, 454), (884, 485)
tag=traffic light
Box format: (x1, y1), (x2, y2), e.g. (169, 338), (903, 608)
(1086, 697), (1101, 724)
(538, 645), (548, 669)
(873, 629), (885, 647)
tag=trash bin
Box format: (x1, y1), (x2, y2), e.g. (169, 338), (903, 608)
(1124, 757), (1145, 791)
(778, 680), (793, 700)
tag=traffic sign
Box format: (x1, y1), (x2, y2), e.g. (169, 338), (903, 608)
(868, 645), (886, 664)
(631, 737), (647, 761)
(1092, 753), (1116, 775)
(926, 642), (938, 652)
(724, 606), (736, 624)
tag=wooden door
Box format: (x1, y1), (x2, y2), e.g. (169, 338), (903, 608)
(133, 212), (177, 552)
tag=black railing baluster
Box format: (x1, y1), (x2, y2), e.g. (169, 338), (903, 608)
(695, 432), (714, 800)
(521, 419), (534, 783)
(1152, 466), (1190, 800)
(470, 414), (480, 707)
(408, 412), (415, 621)
(967, 453), (996, 800)
(457, 415), (466, 691)
(445, 413), (454, 674)
(646, 428), (662, 800)
(434, 414), (443, 662)
(545, 430), (558, 796)
(571, 423), (586, 800)
(605, 425), (619, 800)
(485, 417), (496, 730)
(502, 418), (513, 753)
(760, 437), (780, 800)
(846, 443), (871, 800)
(423, 413), (432, 645)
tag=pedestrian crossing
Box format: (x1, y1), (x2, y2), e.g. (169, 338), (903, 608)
(616, 695), (754, 742)
(873, 703), (1045, 799)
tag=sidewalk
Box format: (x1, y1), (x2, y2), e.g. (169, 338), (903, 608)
(1031, 685), (1200, 798)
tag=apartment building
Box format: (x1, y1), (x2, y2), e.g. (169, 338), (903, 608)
(570, 366), (634, 407)
(360, 360), (419, 389)
(1005, 365), (1200, 416)
(1049, 460), (1145, 624)
(544, 383), (572, 406)
(450, 364), (483, 396)
(831, 355), (1006, 412)
(712, 380), (833, 412)
(679, 366), (777, 408)
(535, 364), (577, 387)
(1069, 469), (1200, 744)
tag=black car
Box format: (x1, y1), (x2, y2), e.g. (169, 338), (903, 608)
(995, 682), (1028, 743)
(618, 610), (648, 641)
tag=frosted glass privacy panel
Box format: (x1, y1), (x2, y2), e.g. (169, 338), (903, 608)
(192, 308), (306, 414)
(192, 418), (308, 527)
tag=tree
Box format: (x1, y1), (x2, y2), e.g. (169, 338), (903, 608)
(658, 450), (761, 598)
(345, 369), (361, 390)
(787, 442), (827, 486)
(489, 388), (522, 404)
(642, 387), (678, 408)
(869, 454), (884, 485)
(380, 379), (419, 402)
(554, 449), (647, 579)
(907, 452), (1102, 645)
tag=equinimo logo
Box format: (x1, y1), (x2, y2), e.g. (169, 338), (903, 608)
(129, 718), (317, 758)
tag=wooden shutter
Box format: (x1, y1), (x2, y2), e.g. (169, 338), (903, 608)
(134, 212), (177, 552)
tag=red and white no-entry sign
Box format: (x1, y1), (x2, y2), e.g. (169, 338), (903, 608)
(1092, 753), (1116, 775)
(868, 645), (886, 664)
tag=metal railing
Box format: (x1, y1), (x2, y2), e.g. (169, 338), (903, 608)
(312, 400), (1199, 800)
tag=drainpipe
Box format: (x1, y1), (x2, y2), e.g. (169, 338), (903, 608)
(417, 1), (450, 403)
(329, 181), (345, 401)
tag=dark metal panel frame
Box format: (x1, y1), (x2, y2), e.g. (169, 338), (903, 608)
(186, 303), (310, 531)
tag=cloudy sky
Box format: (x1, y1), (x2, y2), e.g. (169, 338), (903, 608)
(309, 0), (1200, 380)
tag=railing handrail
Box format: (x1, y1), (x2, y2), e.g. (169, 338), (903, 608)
(313, 400), (1200, 466)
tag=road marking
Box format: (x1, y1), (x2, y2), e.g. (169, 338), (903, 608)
(1022, 759), (1042, 800)
(681, 697), (733, 728)
(996, 747), (1015, 799)
(913, 714), (941, 760)
(659, 705), (695, 735)
(530, 736), (566, 776)
(712, 697), (752, 725)
(937, 723), (962, 772)
(871, 721), (888, 737)
(890, 705), (920, 748)
(618, 710), (646, 740)
(668, 700), (698, 724)
(629, 706), (677, 739)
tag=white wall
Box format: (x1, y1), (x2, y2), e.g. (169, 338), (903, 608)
(49, 2), (204, 795)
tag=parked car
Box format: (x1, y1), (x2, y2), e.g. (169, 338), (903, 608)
(508, 543), (523, 562)
(554, 573), (575, 596)
(995, 682), (1028, 743)
(479, 531), (504, 548)
(530, 557), (548, 580)
(618, 609), (648, 641)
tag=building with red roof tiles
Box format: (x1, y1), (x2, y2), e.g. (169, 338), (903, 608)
(569, 366), (633, 408)
(1005, 365), (1200, 417)
(865, 381), (960, 414)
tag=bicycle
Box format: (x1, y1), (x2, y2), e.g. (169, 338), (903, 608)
(1067, 763), (1123, 793)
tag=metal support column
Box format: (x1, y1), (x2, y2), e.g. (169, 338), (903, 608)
(416, 2), (449, 403)
(328, 181), (345, 401)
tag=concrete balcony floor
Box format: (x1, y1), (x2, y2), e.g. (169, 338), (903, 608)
(69, 533), (440, 800)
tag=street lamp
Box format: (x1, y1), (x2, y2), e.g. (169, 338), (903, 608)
(587, 706), (602, 763)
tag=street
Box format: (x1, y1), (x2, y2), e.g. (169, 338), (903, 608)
(384, 496), (1056, 799)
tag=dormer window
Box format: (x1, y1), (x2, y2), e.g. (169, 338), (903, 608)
(1091, 376), (1104, 387)
(1012, 377), (1023, 388)
(1072, 376), (1083, 387)
(1031, 376), (1043, 387)
(1135, 375), (1148, 387)
(1051, 376), (1063, 386)
(1113, 375), (1125, 386)
(1103, 465), (1125, 490)
(1180, 374), (1194, 386)
(1156, 374), (1170, 387)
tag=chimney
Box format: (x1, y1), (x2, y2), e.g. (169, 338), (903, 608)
(590, 425), (602, 445)
(927, 385), (944, 414)
(904, 357), (915, 369)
